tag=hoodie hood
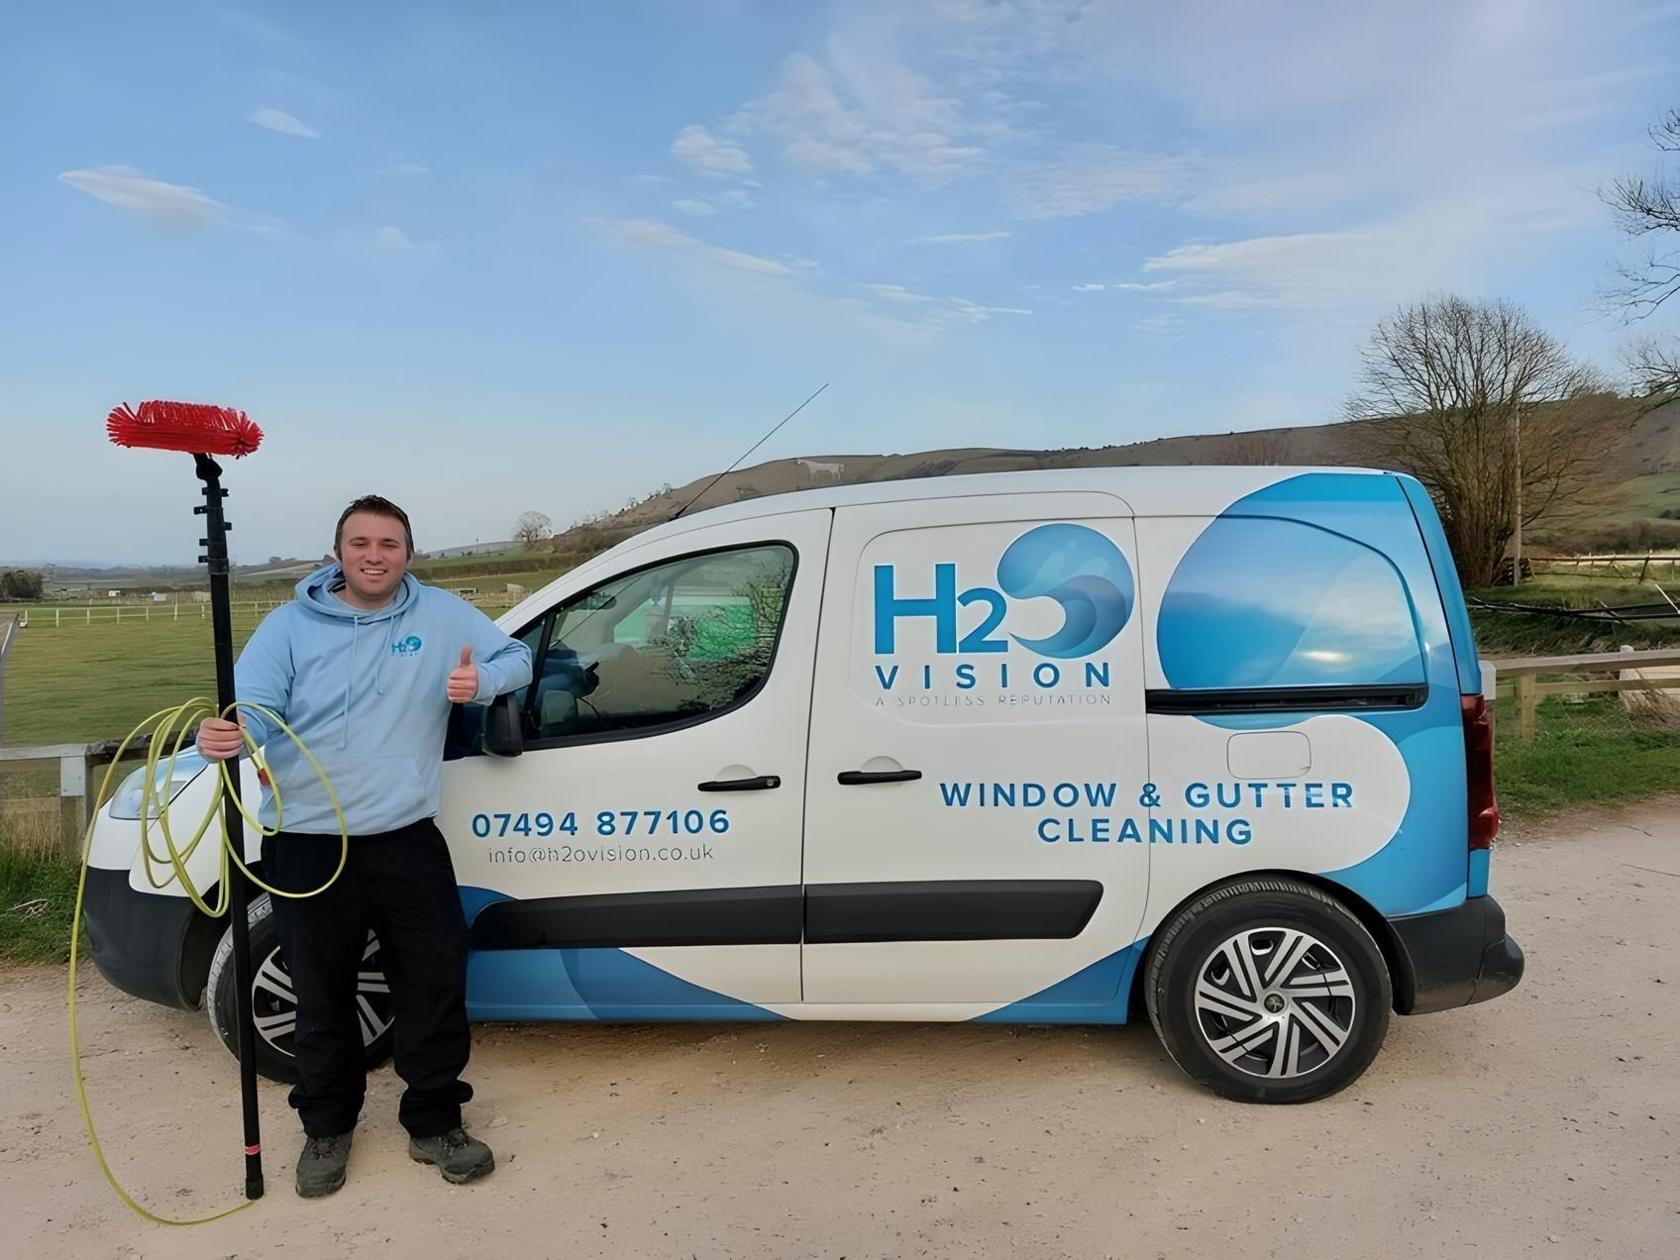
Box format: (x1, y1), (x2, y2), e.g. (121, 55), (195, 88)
(295, 562), (421, 622)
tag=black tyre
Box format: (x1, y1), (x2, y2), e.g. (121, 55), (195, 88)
(206, 893), (395, 1085)
(1144, 876), (1391, 1104)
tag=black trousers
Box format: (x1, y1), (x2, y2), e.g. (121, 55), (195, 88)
(261, 819), (473, 1139)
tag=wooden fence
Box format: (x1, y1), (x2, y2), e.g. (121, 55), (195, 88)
(1532, 553), (1680, 581)
(1485, 647), (1680, 742)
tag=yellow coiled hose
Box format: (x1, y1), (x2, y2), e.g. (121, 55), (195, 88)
(68, 698), (347, 1225)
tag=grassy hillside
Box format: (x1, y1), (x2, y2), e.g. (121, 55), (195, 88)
(1613, 471), (1680, 525)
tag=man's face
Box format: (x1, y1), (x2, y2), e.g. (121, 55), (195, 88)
(336, 511), (411, 608)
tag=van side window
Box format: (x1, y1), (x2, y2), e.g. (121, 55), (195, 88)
(1156, 517), (1424, 689)
(525, 544), (795, 743)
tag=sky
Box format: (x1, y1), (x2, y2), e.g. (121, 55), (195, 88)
(1, 0), (1676, 566)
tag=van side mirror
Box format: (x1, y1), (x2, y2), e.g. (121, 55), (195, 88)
(483, 692), (524, 758)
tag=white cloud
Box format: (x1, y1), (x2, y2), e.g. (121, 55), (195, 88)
(858, 282), (1031, 325)
(1113, 280), (1178, 291)
(372, 225), (435, 257)
(671, 199), (716, 217)
(909, 230), (1011, 244)
(1072, 283), (1105, 292)
(246, 107), (318, 138)
(380, 162), (429, 178)
(58, 165), (275, 232)
(601, 218), (790, 275)
(730, 52), (982, 182)
(671, 125), (752, 176)
(1140, 204), (1515, 312)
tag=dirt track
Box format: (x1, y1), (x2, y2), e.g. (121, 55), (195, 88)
(3, 802), (1677, 1259)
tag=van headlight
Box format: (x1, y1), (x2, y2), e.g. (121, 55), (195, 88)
(107, 752), (211, 820)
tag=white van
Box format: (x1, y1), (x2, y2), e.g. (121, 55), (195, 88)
(83, 467), (1521, 1103)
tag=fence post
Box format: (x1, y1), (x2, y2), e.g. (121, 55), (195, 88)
(1514, 674), (1537, 742)
(59, 749), (91, 856)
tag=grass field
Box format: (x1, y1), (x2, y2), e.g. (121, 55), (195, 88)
(0, 616), (261, 747)
(0, 839), (78, 964)
(1491, 691), (1680, 817)
(0, 582), (565, 748)
(1613, 471), (1680, 525)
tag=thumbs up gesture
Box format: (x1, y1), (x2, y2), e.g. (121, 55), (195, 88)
(447, 645), (479, 703)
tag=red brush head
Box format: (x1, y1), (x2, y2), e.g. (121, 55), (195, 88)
(106, 400), (264, 458)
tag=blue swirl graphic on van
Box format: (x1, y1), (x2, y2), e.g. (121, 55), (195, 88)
(996, 524), (1135, 659)
(1156, 516), (1423, 689)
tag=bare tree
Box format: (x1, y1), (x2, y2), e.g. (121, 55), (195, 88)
(1345, 295), (1608, 588)
(1603, 107), (1680, 405)
(1224, 429), (1290, 465)
(1626, 334), (1680, 401)
(512, 511), (552, 547)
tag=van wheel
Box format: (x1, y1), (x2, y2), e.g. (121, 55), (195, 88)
(1144, 877), (1391, 1104)
(206, 893), (395, 1085)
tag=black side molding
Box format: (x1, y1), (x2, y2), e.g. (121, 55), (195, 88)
(1146, 684), (1428, 715)
(468, 880), (1106, 950)
(471, 885), (803, 950)
(805, 879), (1102, 944)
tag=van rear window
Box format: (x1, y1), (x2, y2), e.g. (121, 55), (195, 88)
(1156, 517), (1425, 690)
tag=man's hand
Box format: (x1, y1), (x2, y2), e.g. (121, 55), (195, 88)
(447, 646), (479, 703)
(196, 715), (246, 762)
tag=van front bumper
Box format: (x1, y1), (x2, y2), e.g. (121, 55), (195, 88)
(1390, 893), (1524, 1015)
(80, 866), (218, 1011)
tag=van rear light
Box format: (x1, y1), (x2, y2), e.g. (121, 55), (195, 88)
(1461, 693), (1500, 849)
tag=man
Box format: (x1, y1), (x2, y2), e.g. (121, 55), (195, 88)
(197, 494), (532, 1198)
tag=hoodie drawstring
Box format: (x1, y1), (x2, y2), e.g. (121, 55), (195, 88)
(343, 617), (359, 748)
(376, 616), (395, 697)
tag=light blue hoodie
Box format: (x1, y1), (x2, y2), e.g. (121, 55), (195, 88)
(234, 563), (533, 835)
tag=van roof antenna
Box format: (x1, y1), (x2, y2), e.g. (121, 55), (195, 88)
(671, 382), (829, 520)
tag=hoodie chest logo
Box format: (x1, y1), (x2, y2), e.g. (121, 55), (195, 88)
(391, 634), (424, 657)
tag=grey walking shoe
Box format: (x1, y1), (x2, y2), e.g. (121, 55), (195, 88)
(295, 1132), (353, 1198)
(407, 1126), (495, 1185)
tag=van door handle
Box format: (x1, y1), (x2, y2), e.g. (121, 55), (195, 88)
(697, 775), (781, 792)
(837, 769), (923, 785)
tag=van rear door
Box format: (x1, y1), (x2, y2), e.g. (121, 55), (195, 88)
(800, 493), (1150, 1010)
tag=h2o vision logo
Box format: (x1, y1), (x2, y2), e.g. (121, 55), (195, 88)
(391, 634), (424, 657)
(873, 523), (1135, 661)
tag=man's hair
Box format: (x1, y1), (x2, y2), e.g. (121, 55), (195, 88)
(334, 495), (415, 557)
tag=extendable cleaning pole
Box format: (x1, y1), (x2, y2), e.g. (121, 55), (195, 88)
(107, 401), (267, 1200)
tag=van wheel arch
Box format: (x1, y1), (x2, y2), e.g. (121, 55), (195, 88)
(174, 871), (261, 1010)
(179, 902), (227, 1008)
(1129, 870), (1410, 1017)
